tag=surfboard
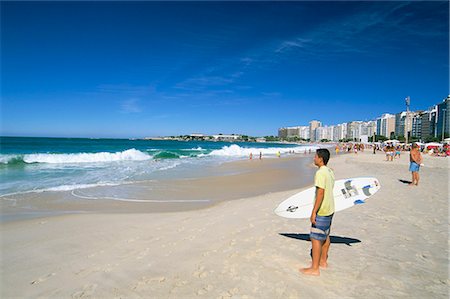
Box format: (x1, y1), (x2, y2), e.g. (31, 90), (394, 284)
(274, 177), (380, 219)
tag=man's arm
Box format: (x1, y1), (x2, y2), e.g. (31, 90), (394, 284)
(412, 151), (421, 163)
(311, 187), (324, 225)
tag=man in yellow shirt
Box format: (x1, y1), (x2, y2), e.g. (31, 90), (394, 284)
(300, 148), (335, 276)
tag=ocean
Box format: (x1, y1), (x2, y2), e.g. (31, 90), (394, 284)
(0, 137), (318, 198)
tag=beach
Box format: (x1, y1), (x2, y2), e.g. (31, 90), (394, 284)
(1, 150), (448, 298)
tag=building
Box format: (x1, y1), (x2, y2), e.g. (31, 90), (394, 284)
(278, 128), (288, 139)
(309, 120), (322, 142)
(346, 121), (366, 141)
(436, 95), (450, 140)
(377, 113), (396, 138)
(411, 112), (423, 139)
(212, 134), (241, 141)
(315, 126), (329, 141)
(277, 126), (309, 139)
(366, 121), (377, 139)
(299, 126), (310, 140)
(420, 107), (437, 141)
(395, 111), (414, 139)
(333, 123), (347, 141)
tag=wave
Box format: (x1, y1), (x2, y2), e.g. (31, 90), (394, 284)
(0, 155), (26, 166)
(208, 144), (318, 157)
(0, 182), (125, 198)
(153, 151), (181, 159)
(0, 149), (152, 165)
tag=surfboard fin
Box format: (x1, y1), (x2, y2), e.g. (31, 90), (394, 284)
(362, 186), (371, 196)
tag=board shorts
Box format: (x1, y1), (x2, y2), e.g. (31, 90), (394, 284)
(409, 162), (420, 172)
(310, 214), (334, 241)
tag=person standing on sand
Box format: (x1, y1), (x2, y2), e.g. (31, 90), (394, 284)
(409, 143), (423, 186)
(300, 148), (335, 276)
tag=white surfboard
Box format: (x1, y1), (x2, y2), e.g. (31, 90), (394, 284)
(274, 177), (380, 219)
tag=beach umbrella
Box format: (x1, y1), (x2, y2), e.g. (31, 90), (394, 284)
(425, 142), (443, 147)
(384, 139), (400, 144)
(425, 142), (443, 150)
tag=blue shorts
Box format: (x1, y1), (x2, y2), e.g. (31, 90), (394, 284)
(409, 162), (420, 172)
(310, 214), (334, 241)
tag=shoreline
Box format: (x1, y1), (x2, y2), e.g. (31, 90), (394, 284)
(0, 154), (318, 223)
(1, 151), (448, 298)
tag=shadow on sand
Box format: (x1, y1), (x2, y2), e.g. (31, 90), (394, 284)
(279, 233), (361, 246)
(398, 179), (412, 184)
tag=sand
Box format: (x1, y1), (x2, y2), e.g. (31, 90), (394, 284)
(1, 150), (449, 298)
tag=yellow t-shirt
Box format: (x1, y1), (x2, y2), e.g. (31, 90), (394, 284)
(314, 165), (335, 216)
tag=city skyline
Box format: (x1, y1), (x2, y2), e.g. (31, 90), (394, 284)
(1, 1), (448, 138)
(279, 95), (450, 142)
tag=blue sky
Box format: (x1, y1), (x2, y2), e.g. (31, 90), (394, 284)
(1, 1), (448, 138)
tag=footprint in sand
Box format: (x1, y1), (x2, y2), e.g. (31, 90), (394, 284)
(127, 237), (140, 243)
(193, 266), (208, 278)
(74, 266), (102, 277)
(30, 272), (56, 285)
(196, 284), (214, 295)
(71, 284), (98, 298)
(219, 288), (239, 297)
(136, 248), (150, 260)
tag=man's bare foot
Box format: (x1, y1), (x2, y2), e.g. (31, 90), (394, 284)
(299, 267), (320, 276)
(319, 262), (328, 268)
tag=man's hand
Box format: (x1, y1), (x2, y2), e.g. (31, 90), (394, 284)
(310, 212), (316, 225)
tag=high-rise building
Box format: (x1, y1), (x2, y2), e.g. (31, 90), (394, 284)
(309, 120), (322, 142)
(366, 121), (377, 139)
(346, 121), (365, 141)
(287, 127), (300, 137)
(315, 126), (328, 141)
(278, 128), (288, 138)
(278, 126), (309, 139)
(411, 112), (423, 139)
(376, 114), (396, 138)
(395, 111), (414, 138)
(436, 95), (450, 140)
(420, 107), (437, 141)
(299, 126), (310, 140)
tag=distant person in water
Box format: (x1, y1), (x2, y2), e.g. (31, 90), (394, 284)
(259, 152), (262, 160)
(300, 148), (335, 276)
(409, 143), (423, 186)
(277, 151), (281, 158)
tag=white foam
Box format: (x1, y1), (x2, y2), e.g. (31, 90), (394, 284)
(0, 182), (125, 198)
(0, 154), (21, 164)
(71, 190), (210, 203)
(22, 149), (151, 164)
(208, 144), (318, 157)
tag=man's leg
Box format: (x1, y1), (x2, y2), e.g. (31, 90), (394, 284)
(300, 238), (322, 276)
(319, 235), (331, 268)
(415, 172), (420, 185)
(410, 171), (415, 185)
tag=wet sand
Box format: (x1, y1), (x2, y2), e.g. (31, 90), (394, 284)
(0, 155), (316, 221)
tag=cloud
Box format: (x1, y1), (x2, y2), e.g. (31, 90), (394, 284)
(237, 1), (446, 68)
(275, 38), (311, 53)
(120, 98), (142, 113)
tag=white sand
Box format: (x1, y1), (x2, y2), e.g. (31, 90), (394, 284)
(1, 151), (448, 298)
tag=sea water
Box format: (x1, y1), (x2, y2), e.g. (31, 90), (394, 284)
(0, 137), (318, 198)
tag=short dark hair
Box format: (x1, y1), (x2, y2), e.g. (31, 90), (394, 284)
(316, 148), (330, 165)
